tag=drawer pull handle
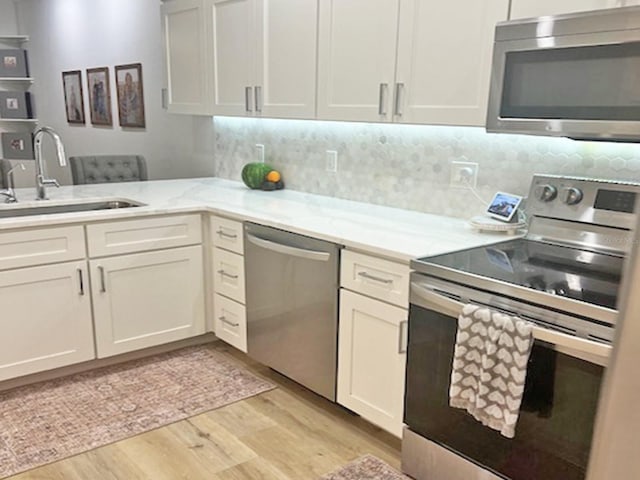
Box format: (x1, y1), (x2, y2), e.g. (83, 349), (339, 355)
(216, 229), (238, 239)
(219, 316), (239, 327)
(98, 266), (106, 293)
(358, 271), (393, 284)
(77, 268), (84, 296)
(217, 269), (239, 279)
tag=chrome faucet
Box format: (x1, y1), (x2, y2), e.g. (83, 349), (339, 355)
(34, 126), (67, 200)
(0, 163), (26, 203)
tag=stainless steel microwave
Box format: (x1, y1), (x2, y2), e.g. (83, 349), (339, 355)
(486, 6), (640, 142)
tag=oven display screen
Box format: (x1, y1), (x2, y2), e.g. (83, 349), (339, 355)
(594, 189), (636, 213)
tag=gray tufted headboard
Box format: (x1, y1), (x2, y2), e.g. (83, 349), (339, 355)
(69, 155), (148, 185)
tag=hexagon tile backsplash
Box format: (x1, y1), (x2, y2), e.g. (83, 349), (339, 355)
(212, 116), (640, 220)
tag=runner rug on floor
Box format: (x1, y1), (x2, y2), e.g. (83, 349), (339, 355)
(0, 345), (275, 478)
(322, 455), (410, 480)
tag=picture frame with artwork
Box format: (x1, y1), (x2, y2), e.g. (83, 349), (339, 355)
(62, 70), (85, 124)
(115, 63), (145, 128)
(86, 67), (112, 126)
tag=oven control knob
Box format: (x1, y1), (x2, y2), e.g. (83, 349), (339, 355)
(563, 187), (584, 205)
(536, 184), (557, 202)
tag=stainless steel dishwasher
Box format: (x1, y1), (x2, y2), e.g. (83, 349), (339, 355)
(244, 222), (340, 401)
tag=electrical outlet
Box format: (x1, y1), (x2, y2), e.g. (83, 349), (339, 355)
(326, 150), (338, 172)
(255, 144), (265, 163)
(450, 161), (478, 188)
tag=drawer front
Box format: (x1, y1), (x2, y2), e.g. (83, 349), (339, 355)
(214, 293), (247, 352)
(211, 216), (244, 254)
(213, 247), (245, 303)
(341, 250), (410, 308)
(0, 225), (86, 271)
(87, 214), (202, 257)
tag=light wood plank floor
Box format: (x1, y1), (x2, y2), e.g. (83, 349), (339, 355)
(8, 342), (401, 480)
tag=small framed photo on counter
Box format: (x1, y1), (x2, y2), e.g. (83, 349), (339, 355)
(86, 67), (112, 126)
(62, 70), (85, 124)
(115, 63), (145, 128)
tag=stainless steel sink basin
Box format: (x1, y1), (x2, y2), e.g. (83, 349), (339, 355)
(0, 199), (146, 219)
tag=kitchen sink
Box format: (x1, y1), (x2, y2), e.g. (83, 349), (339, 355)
(0, 199), (146, 219)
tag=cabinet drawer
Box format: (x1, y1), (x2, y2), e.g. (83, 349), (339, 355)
(341, 250), (410, 308)
(213, 247), (245, 303)
(214, 293), (247, 352)
(0, 225), (85, 271)
(87, 214), (202, 257)
(211, 216), (244, 254)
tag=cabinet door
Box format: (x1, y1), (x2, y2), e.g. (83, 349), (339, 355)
(0, 261), (94, 381)
(162, 0), (211, 114)
(337, 289), (407, 437)
(91, 246), (205, 358)
(510, 0), (621, 19)
(255, 0), (318, 119)
(317, 0), (400, 121)
(207, 0), (256, 115)
(395, 0), (509, 126)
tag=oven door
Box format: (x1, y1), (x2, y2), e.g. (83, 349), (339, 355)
(405, 278), (610, 480)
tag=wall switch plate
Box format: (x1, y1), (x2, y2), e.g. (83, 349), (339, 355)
(255, 144), (265, 163)
(450, 161), (478, 188)
(326, 150), (338, 172)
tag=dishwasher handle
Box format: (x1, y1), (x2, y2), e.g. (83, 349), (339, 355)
(246, 233), (331, 262)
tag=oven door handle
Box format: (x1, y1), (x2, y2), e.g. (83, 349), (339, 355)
(411, 282), (612, 366)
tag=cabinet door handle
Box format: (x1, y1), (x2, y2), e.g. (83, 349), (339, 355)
(255, 85), (262, 113)
(98, 266), (106, 293)
(216, 229), (238, 239)
(219, 316), (239, 327)
(378, 83), (388, 116)
(217, 269), (239, 279)
(398, 320), (408, 354)
(358, 271), (393, 284)
(77, 268), (84, 296)
(394, 82), (405, 116)
(245, 86), (253, 112)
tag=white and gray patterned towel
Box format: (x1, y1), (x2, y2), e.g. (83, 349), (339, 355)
(449, 304), (534, 438)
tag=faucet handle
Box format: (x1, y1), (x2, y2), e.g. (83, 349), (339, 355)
(39, 176), (60, 188)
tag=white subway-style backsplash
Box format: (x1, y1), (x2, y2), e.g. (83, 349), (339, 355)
(213, 117), (640, 219)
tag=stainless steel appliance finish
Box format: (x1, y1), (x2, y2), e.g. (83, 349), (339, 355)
(486, 6), (640, 141)
(244, 223), (340, 401)
(403, 175), (639, 480)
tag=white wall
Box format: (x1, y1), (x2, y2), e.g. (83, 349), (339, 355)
(8, 0), (214, 187)
(0, 0), (18, 34)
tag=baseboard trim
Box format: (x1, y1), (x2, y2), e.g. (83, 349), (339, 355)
(0, 334), (219, 392)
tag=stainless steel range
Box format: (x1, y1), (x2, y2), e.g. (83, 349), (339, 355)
(402, 175), (639, 480)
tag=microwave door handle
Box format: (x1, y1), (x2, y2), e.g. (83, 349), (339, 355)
(410, 282), (611, 365)
(246, 233), (331, 262)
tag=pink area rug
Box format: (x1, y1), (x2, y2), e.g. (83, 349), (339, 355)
(322, 455), (410, 480)
(0, 345), (274, 478)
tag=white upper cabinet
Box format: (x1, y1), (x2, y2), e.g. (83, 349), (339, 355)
(206, 0), (318, 118)
(395, 0), (509, 126)
(255, 0), (318, 119)
(161, 0), (211, 114)
(207, 0), (256, 116)
(510, 0), (628, 19)
(317, 0), (400, 122)
(317, 0), (508, 126)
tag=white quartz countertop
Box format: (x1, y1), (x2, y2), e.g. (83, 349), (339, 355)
(0, 178), (510, 262)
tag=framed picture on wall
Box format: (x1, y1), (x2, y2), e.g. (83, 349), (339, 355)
(86, 67), (113, 126)
(62, 70), (85, 124)
(115, 63), (145, 128)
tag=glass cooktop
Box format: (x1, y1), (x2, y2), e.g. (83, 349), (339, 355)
(414, 239), (623, 311)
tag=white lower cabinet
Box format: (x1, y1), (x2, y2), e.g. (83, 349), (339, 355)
(0, 260), (94, 381)
(90, 245), (206, 358)
(337, 289), (408, 437)
(213, 293), (247, 352)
